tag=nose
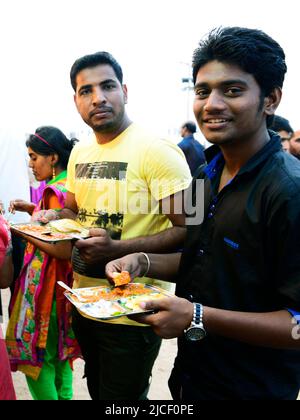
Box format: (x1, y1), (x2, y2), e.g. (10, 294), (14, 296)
(203, 90), (226, 113)
(92, 87), (106, 106)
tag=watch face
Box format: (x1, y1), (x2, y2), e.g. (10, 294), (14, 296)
(185, 326), (206, 341)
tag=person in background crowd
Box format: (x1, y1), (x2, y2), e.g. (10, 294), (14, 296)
(6, 126), (80, 400)
(178, 121), (206, 175)
(106, 27), (300, 400)
(289, 130), (300, 160)
(0, 209), (16, 400)
(34, 51), (191, 400)
(270, 114), (293, 153)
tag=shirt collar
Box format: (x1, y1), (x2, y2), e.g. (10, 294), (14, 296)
(203, 131), (282, 179)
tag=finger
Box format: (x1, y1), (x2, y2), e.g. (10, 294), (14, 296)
(139, 298), (169, 312)
(128, 311), (158, 325)
(105, 262), (122, 279)
(74, 238), (91, 249)
(89, 228), (107, 237)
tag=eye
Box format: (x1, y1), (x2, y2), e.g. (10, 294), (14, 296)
(79, 88), (91, 96)
(225, 87), (243, 96)
(195, 89), (209, 99)
(103, 83), (117, 90)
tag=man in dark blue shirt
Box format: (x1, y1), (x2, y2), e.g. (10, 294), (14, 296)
(178, 121), (206, 175)
(106, 27), (300, 400)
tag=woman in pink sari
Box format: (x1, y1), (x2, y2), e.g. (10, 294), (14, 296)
(6, 126), (80, 400)
(0, 211), (16, 400)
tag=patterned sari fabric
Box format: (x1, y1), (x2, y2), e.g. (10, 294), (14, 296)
(0, 215), (9, 266)
(0, 216), (16, 400)
(6, 173), (80, 380)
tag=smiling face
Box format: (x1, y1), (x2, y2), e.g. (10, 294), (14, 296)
(74, 64), (128, 136)
(193, 60), (279, 148)
(28, 147), (57, 181)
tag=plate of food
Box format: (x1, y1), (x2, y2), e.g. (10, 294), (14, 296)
(60, 281), (172, 320)
(11, 219), (90, 243)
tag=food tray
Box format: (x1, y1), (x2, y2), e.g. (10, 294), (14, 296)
(63, 283), (172, 320)
(10, 222), (82, 243)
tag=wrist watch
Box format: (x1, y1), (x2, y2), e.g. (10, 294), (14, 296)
(184, 303), (207, 341)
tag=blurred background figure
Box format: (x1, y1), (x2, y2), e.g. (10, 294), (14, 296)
(289, 130), (300, 160)
(178, 121), (206, 175)
(270, 115), (293, 153)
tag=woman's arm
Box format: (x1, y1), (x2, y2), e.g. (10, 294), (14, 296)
(0, 255), (13, 288)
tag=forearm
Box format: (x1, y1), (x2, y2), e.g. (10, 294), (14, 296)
(0, 256), (13, 288)
(204, 307), (300, 349)
(114, 226), (186, 257)
(26, 203), (36, 215)
(141, 252), (181, 281)
(15, 231), (72, 259)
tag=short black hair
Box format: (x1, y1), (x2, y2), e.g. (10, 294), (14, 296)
(26, 126), (78, 170)
(70, 51), (123, 91)
(270, 115), (293, 135)
(183, 121), (197, 134)
(192, 27), (287, 95)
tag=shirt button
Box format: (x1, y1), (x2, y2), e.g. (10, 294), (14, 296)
(208, 212), (214, 218)
(199, 249), (204, 256)
(210, 205), (216, 210)
(189, 294), (194, 301)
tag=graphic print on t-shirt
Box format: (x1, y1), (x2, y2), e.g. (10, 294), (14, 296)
(75, 161), (127, 239)
(73, 161), (128, 278)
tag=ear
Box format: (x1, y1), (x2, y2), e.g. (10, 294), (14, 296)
(73, 93), (79, 111)
(264, 87), (282, 117)
(122, 84), (128, 104)
(50, 153), (59, 166)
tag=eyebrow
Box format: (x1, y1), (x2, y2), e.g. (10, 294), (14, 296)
(78, 79), (117, 94)
(194, 79), (249, 90)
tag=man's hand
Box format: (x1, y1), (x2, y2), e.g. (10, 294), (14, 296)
(75, 228), (118, 264)
(105, 253), (148, 284)
(129, 296), (194, 339)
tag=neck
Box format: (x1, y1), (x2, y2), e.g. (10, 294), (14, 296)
(47, 167), (64, 184)
(219, 129), (270, 176)
(95, 116), (132, 145)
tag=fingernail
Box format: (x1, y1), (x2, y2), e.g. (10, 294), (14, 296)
(140, 302), (146, 309)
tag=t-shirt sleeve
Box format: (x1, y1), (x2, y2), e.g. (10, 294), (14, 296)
(142, 139), (192, 201)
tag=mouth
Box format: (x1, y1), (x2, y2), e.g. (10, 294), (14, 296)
(203, 118), (231, 130)
(90, 107), (113, 119)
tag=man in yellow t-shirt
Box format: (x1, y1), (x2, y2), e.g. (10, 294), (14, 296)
(42, 51), (191, 400)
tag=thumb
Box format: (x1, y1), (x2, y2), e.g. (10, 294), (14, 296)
(140, 298), (166, 311)
(89, 228), (107, 237)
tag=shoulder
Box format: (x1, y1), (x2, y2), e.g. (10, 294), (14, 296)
(270, 152), (300, 196)
(177, 138), (188, 150)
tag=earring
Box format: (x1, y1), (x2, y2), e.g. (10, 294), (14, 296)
(52, 166), (56, 179)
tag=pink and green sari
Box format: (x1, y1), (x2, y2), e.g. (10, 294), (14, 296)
(6, 171), (80, 380)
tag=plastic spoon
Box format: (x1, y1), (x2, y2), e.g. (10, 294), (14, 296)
(57, 281), (86, 302)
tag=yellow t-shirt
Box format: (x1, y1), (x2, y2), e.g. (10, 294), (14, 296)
(66, 123), (191, 325)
